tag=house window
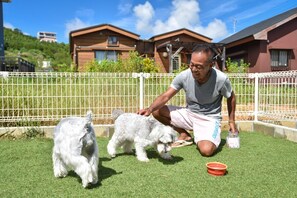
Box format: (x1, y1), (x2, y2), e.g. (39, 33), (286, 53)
(95, 51), (118, 62)
(186, 54), (191, 65)
(108, 36), (118, 46)
(172, 55), (181, 71)
(270, 50), (289, 67)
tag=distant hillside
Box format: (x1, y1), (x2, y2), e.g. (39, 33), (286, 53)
(4, 28), (72, 71)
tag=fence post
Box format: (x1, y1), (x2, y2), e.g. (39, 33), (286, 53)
(132, 72), (151, 110)
(254, 73), (259, 121)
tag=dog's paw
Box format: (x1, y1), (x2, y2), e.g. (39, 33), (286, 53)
(82, 181), (90, 188)
(53, 168), (68, 178)
(160, 152), (173, 160)
(109, 154), (116, 158)
(91, 178), (98, 185)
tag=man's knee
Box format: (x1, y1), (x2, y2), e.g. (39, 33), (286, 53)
(152, 109), (160, 118)
(197, 141), (216, 157)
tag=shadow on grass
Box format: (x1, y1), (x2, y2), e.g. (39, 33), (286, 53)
(67, 157), (122, 189)
(216, 138), (226, 154)
(107, 149), (183, 164)
(96, 157), (123, 188)
(146, 149), (184, 165)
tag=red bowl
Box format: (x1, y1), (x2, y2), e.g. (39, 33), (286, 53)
(206, 162), (227, 176)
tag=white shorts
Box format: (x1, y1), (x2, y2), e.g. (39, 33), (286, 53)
(168, 106), (221, 147)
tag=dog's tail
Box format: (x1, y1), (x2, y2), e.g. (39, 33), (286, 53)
(111, 109), (124, 121)
(86, 110), (92, 125)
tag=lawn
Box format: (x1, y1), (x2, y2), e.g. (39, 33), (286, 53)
(0, 131), (297, 197)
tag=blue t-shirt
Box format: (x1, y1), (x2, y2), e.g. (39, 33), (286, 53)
(170, 68), (232, 120)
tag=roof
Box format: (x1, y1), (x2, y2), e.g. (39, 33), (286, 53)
(150, 28), (212, 43)
(220, 7), (297, 44)
(69, 24), (140, 40)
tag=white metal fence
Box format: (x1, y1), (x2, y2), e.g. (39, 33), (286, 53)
(0, 70), (296, 127)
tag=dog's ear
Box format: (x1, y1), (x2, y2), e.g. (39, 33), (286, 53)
(86, 110), (92, 124)
(170, 129), (178, 141)
(111, 109), (124, 120)
(148, 116), (157, 125)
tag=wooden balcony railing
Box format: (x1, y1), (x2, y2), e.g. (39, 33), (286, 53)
(0, 56), (35, 72)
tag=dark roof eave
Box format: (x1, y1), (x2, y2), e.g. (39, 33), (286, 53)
(150, 28), (212, 41)
(224, 36), (255, 48)
(69, 23), (140, 37)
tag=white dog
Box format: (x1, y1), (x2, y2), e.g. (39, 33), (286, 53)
(107, 110), (177, 162)
(52, 111), (99, 188)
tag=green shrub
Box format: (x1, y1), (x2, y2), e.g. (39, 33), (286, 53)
(23, 127), (45, 139)
(142, 57), (159, 73)
(85, 51), (160, 73)
(85, 59), (121, 72)
(226, 58), (250, 73)
(173, 63), (188, 73)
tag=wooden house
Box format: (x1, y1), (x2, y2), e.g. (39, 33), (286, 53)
(69, 24), (212, 72)
(221, 7), (297, 73)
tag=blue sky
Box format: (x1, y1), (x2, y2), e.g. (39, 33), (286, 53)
(3, 0), (297, 43)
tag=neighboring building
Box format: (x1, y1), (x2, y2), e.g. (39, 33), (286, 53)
(37, 31), (57, 42)
(148, 29), (212, 72)
(69, 24), (212, 72)
(220, 7), (297, 73)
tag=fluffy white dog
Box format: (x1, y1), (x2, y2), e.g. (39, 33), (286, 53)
(107, 110), (177, 162)
(52, 111), (99, 188)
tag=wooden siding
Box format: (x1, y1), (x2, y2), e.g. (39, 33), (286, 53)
(72, 29), (138, 71)
(77, 51), (94, 72)
(73, 30), (137, 49)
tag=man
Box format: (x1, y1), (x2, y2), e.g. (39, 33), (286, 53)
(138, 45), (237, 157)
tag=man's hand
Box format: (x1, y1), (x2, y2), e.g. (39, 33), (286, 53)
(137, 107), (152, 116)
(229, 121), (238, 134)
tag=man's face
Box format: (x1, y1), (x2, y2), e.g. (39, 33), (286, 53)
(189, 52), (212, 82)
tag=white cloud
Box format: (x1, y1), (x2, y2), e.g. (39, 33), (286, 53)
(64, 18), (90, 39)
(193, 19), (228, 41)
(4, 22), (14, 30)
(133, 0), (228, 40)
(133, 1), (154, 34)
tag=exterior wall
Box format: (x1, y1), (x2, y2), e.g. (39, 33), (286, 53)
(77, 51), (94, 72)
(120, 51), (131, 60)
(246, 41), (260, 73)
(136, 41), (154, 56)
(37, 31), (57, 43)
(74, 30), (137, 49)
(72, 30), (138, 71)
(267, 18), (297, 71)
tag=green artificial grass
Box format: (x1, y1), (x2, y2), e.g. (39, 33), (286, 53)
(0, 131), (297, 197)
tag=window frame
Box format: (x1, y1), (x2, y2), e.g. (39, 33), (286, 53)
(95, 50), (118, 62)
(270, 49), (290, 67)
(107, 36), (119, 46)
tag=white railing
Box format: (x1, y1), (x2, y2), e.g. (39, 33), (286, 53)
(0, 70), (296, 127)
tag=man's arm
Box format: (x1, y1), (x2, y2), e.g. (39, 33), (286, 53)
(227, 91), (237, 133)
(138, 87), (178, 116)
